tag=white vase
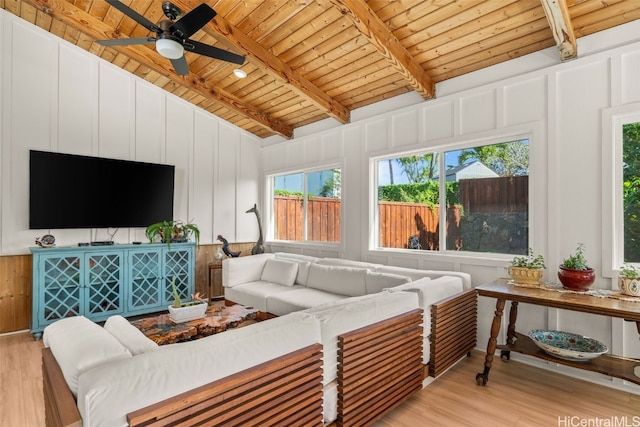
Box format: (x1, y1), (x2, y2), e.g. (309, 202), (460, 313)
(168, 302), (207, 323)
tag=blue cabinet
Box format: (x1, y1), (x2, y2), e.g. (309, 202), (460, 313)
(31, 243), (195, 338)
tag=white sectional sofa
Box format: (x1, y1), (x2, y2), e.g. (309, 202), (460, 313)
(42, 288), (430, 426)
(41, 252), (475, 427)
(223, 252), (476, 368)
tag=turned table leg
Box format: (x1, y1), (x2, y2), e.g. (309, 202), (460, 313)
(476, 298), (506, 386)
(501, 301), (519, 361)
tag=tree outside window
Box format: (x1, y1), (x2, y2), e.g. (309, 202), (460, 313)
(623, 122), (640, 262)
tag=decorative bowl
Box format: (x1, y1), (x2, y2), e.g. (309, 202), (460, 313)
(528, 330), (608, 362)
(618, 277), (640, 297)
(508, 266), (544, 285)
(557, 266), (595, 291)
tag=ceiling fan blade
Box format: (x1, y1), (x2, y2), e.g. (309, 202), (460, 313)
(96, 37), (156, 47)
(170, 3), (216, 39)
(170, 56), (190, 75)
(185, 39), (245, 65)
(106, 0), (161, 34)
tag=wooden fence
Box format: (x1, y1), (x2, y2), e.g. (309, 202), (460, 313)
(459, 175), (528, 213)
(274, 175), (527, 247)
(274, 196), (340, 242)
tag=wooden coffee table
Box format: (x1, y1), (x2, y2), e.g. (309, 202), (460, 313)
(131, 304), (259, 345)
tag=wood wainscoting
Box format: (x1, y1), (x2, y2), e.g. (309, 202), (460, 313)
(0, 242), (256, 334)
(0, 255), (32, 333)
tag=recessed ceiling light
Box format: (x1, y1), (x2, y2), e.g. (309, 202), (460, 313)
(233, 69), (247, 78)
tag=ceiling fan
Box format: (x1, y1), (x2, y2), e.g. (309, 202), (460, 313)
(96, 1), (245, 75)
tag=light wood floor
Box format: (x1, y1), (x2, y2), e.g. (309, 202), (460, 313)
(1, 331), (638, 427)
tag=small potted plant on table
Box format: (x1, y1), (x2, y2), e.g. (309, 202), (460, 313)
(167, 277), (207, 323)
(558, 243), (595, 291)
(618, 264), (640, 297)
(508, 248), (546, 285)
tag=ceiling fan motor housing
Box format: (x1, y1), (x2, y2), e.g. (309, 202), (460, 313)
(162, 2), (182, 21)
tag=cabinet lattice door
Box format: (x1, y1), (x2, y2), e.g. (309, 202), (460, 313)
(128, 250), (162, 311)
(163, 248), (191, 305)
(40, 255), (82, 323)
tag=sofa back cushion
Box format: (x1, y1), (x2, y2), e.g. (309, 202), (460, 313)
(222, 253), (275, 288)
(103, 315), (159, 355)
(260, 258), (299, 286)
(375, 265), (472, 289)
(365, 271), (412, 294)
(315, 257), (382, 269)
(274, 253), (315, 285)
(306, 263), (367, 297)
(43, 315), (132, 396)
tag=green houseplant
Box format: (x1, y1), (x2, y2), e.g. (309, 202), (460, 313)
(145, 220), (200, 248)
(558, 243), (595, 291)
(618, 264), (640, 297)
(507, 248), (546, 285)
(168, 277), (207, 323)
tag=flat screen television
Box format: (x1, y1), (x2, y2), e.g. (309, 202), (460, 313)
(30, 150), (175, 229)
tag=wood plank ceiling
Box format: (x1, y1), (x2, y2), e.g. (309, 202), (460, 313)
(3, 0), (639, 139)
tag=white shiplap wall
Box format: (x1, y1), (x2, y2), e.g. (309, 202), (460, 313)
(263, 20), (640, 393)
(0, 9), (262, 254)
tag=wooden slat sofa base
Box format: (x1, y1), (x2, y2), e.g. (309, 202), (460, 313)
(337, 309), (424, 427)
(429, 289), (478, 377)
(42, 344), (324, 427)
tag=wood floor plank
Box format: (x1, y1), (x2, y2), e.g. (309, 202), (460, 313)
(1, 332), (638, 426)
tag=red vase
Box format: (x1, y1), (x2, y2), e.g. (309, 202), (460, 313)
(557, 266), (595, 291)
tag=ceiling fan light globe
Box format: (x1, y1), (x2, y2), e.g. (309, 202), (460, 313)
(156, 39), (184, 59)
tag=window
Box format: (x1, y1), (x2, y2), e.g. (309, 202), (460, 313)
(602, 104), (640, 276)
(623, 121), (640, 263)
(271, 168), (341, 242)
(375, 139), (529, 255)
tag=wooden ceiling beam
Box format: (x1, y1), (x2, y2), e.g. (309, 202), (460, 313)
(170, 0), (350, 125)
(24, 0), (293, 138)
(328, 0), (435, 99)
(540, 0), (577, 61)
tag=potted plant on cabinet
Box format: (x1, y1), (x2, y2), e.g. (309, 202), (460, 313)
(507, 248), (546, 285)
(618, 264), (640, 297)
(145, 220), (200, 248)
(558, 243), (595, 291)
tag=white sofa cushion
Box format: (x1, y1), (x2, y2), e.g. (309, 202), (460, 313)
(225, 281), (304, 311)
(77, 312), (321, 427)
(375, 265), (472, 288)
(274, 252), (319, 263)
(315, 257), (382, 269)
(43, 316), (132, 396)
(266, 288), (347, 316)
(303, 291), (419, 385)
(365, 271), (412, 294)
(387, 276), (464, 364)
(306, 263), (367, 297)
(260, 258), (298, 286)
(222, 253), (275, 288)
(103, 315), (159, 356)
(274, 253), (315, 285)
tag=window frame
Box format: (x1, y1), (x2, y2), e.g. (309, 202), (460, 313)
(266, 163), (343, 247)
(601, 103), (640, 278)
(368, 123), (543, 262)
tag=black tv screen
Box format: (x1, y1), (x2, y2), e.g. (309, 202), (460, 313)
(30, 150), (175, 229)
